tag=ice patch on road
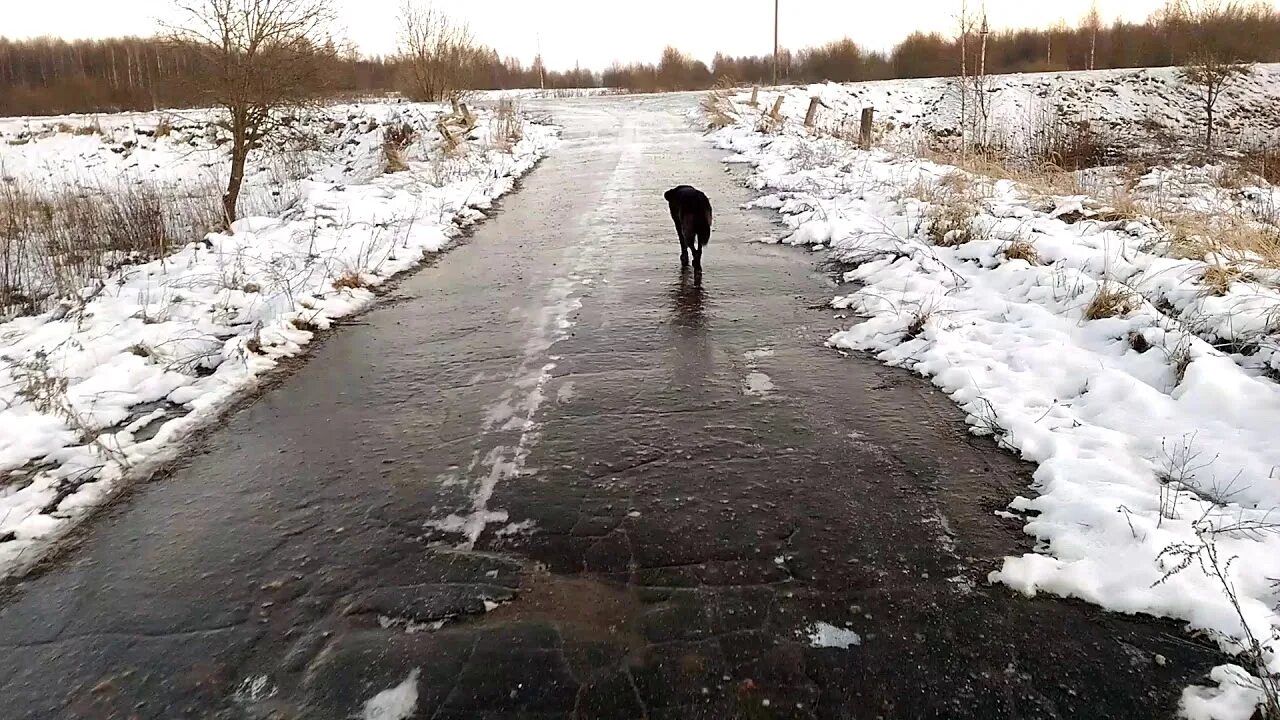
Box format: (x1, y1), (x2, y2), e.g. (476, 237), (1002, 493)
(743, 372), (776, 397)
(496, 519), (538, 537)
(233, 675), (275, 703)
(427, 125), (640, 548)
(743, 347), (777, 397)
(362, 668), (419, 720)
(803, 622), (862, 649)
(378, 615), (446, 634)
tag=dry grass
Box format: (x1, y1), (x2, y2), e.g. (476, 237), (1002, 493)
(332, 271), (366, 290)
(813, 115), (865, 144)
(1158, 213), (1280, 267)
(1096, 188), (1145, 222)
(754, 112), (783, 135)
(1, 178), (221, 317)
(1002, 238), (1040, 265)
(290, 316), (321, 333)
(939, 171), (975, 195)
(903, 177), (942, 204)
(904, 309), (931, 340)
(490, 97), (524, 151)
(923, 144), (1087, 198)
(1215, 163), (1254, 190)
(1084, 282), (1140, 320)
(927, 201), (978, 246)
(53, 121), (102, 136)
(1200, 262), (1246, 295)
(701, 91), (735, 130)
(1219, 224), (1280, 266)
(1240, 146), (1280, 185)
(1028, 113), (1109, 171)
(1150, 213), (1214, 260)
(382, 121), (418, 173)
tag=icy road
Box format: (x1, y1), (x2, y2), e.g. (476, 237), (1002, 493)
(0, 94), (1220, 719)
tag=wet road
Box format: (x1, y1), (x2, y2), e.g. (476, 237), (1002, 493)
(0, 95), (1218, 719)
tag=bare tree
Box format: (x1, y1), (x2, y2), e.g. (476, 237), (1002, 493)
(1179, 0), (1254, 151)
(956, 0), (976, 155)
(396, 1), (475, 102)
(1183, 50), (1250, 151)
(975, 13), (990, 144)
(1085, 2), (1102, 70)
(169, 0), (337, 228)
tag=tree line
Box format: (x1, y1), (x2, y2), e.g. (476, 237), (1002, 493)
(619, 1), (1280, 91)
(0, 35), (592, 116)
(2, 0), (1279, 115)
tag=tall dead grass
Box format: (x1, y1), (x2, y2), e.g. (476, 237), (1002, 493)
(382, 121), (418, 173)
(1, 179), (221, 318)
(1084, 282), (1140, 320)
(490, 97), (524, 151)
(701, 89), (735, 130)
(1240, 146), (1280, 185)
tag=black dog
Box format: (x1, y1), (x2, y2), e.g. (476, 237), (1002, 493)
(664, 185), (713, 272)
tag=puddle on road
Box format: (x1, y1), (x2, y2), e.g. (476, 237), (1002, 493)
(477, 568), (647, 652)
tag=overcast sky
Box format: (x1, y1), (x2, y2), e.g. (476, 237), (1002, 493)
(6, 0), (1272, 70)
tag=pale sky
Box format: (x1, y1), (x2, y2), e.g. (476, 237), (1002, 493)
(5, 0), (1271, 70)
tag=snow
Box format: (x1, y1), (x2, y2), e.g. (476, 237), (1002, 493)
(362, 668), (420, 720)
(233, 675), (275, 703)
(1182, 665), (1272, 720)
(803, 622), (863, 649)
(0, 100), (558, 579)
(709, 65), (1280, 719)
(759, 64), (1280, 161)
(743, 372), (776, 396)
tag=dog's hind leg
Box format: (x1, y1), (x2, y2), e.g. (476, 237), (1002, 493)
(672, 211), (689, 266)
(688, 221), (708, 273)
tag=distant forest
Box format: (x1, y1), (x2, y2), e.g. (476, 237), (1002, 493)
(2, 1), (1279, 116)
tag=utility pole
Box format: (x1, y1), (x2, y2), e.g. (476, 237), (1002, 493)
(979, 13), (989, 80)
(537, 34), (546, 90)
(773, 0), (779, 86)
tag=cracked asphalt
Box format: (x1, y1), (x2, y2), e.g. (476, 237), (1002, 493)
(0, 94), (1221, 719)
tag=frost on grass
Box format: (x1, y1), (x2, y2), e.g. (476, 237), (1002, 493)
(0, 101), (559, 579)
(709, 65), (1280, 719)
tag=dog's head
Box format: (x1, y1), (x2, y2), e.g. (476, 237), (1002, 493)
(664, 185), (693, 203)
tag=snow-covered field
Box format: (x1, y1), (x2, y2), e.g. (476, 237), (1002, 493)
(0, 100), (558, 579)
(784, 63), (1280, 160)
(707, 66), (1280, 718)
(474, 87), (623, 100)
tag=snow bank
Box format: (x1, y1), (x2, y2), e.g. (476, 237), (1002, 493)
(0, 102), (558, 579)
(709, 66), (1280, 719)
(745, 63), (1280, 159)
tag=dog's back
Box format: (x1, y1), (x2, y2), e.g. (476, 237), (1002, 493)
(664, 185), (713, 245)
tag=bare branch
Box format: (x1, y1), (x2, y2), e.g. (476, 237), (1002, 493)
(167, 0), (338, 227)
